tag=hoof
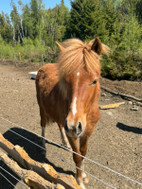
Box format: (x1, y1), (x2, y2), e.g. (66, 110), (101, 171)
(79, 182), (86, 189)
(82, 172), (89, 184)
(83, 176), (89, 184)
(67, 145), (72, 151)
(76, 177), (86, 189)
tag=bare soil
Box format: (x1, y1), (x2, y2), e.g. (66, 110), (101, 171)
(0, 62), (142, 189)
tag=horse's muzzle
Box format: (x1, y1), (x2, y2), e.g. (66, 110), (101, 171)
(65, 120), (82, 137)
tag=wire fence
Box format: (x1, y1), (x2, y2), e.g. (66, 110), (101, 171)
(0, 116), (142, 189)
(0, 123), (116, 189)
(0, 170), (18, 189)
(0, 165), (28, 189)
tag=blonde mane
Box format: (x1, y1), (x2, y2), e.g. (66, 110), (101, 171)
(57, 38), (109, 78)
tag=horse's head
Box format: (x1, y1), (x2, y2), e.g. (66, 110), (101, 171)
(56, 38), (109, 138)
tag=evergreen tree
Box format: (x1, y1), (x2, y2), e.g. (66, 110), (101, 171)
(102, 0), (118, 36)
(0, 0), (141, 80)
(119, 0), (142, 24)
(135, 0), (142, 24)
(66, 0), (96, 40)
(30, 0), (44, 39)
(43, 0), (69, 46)
(0, 12), (13, 42)
(56, 0), (70, 40)
(66, 0), (109, 41)
(102, 10), (142, 80)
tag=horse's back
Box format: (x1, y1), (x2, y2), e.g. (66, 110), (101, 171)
(36, 63), (58, 92)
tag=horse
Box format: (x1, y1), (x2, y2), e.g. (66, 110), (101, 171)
(35, 38), (109, 189)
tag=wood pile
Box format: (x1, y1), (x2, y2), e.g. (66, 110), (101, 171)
(0, 133), (81, 189)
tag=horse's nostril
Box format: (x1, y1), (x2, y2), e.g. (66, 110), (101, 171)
(64, 120), (68, 131)
(77, 122), (82, 135)
(78, 122), (82, 131)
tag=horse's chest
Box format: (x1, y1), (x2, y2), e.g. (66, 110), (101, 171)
(44, 93), (69, 124)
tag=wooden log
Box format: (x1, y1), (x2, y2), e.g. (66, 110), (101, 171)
(100, 102), (125, 110)
(0, 150), (64, 189)
(0, 134), (81, 189)
(101, 87), (142, 103)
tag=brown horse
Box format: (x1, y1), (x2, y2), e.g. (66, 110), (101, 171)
(36, 38), (109, 189)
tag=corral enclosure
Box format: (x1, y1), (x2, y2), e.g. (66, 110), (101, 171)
(0, 63), (142, 189)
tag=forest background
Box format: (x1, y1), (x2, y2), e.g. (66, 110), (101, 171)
(0, 0), (142, 81)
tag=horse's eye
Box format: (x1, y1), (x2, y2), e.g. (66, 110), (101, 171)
(91, 79), (97, 85)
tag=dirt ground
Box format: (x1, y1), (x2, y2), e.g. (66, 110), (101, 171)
(0, 62), (142, 189)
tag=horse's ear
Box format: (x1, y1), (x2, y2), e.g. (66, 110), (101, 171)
(56, 41), (65, 51)
(91, 38), (102, 55)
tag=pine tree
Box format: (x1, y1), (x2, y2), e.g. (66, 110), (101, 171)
(30, 0), (43, 39)
(43, 0), (69, 46)
(67, 0), (96, 40)
(56, 0), (70, 41)
(135, 0), (142, 24)
(0, 12), (13, 42)
(66, 0), (109, 41)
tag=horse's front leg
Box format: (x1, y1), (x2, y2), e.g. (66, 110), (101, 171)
(80, 135), (90, 184)
(67, 137), (86, 189)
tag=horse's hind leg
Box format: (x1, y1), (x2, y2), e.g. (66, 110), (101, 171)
(58, 124), (71, 149)
(40, 108), (47, 149)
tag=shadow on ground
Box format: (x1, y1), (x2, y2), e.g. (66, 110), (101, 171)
(1, 127), (74, 189)
(116, 122), (142, 134)
(0, 161), (23, 189)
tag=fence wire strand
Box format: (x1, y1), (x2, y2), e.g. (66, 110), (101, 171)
(0, 166), (28, 188)
(0, 116), (142, 188)
(0, 171), (17, 189)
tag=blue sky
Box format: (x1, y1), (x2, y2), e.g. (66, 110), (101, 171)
(0, 0), (71, 15)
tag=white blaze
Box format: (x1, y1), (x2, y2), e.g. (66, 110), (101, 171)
(77, 72), (80, 76)
(72, 72), (80, 116)
(72, 97), (77, 116)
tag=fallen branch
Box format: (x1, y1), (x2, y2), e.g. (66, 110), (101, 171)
(101, 87), (142, 103)
(0, 133), (81, 189)
(0, 150), (63, 189)
(100, 102), (125, 110)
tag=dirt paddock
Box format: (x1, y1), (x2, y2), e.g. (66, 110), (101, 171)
(0, 62), (142, 189)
